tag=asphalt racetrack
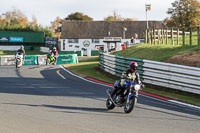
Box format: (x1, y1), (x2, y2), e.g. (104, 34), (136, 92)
(0, 65), (199, 133)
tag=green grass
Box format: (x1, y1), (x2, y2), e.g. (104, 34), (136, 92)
(144, 88), (200, 106)
(65, 62), (115, 83)
(79, 57), (99, 63)
(113, 43), (200, 61)
(64, 61), (200, 106)
(0, 51), (47, 55)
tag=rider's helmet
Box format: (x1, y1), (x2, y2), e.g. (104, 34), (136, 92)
(20, 45), (24, 50)
(129, 61), (138, 72)
(53, 47), (57, 51)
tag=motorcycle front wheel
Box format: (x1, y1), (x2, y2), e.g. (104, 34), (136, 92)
(106, 97), (115, 110)
(124, 97), (137, 113)
(16, 60), (18, 68)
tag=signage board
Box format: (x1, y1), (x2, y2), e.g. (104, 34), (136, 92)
(9, 37), (24, 42)
(45, 37), (58, 46)
(0, 37), (9, 42)
(103, 37), (122, 42)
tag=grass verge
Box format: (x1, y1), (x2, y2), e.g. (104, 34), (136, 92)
(113, 43), (200, 61)
(64, 60), (200, 106)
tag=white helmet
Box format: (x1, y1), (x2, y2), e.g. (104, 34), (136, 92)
(21, 45), (24, 49)
(53, 47), (56, 50)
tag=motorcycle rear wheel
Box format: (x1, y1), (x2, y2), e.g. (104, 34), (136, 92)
(46, 59), (49, 65)
(124, 97), (137, 113)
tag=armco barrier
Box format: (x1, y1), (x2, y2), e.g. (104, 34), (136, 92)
(99, 53), (200, 94)
(99, 53), (144, 78)
(143, 60), (200, 94)
(57, 54), (78, 65)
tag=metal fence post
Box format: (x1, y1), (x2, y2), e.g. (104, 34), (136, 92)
(166, 29), (168, 45)
(171, 28), (174, 45)
(190, 27), (192, 46)
(198, 27), (200, 46)
(182, 28), (185, 46)
(177, 28), (179, 45)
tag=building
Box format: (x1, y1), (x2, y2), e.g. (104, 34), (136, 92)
(60, 21), (165, 55)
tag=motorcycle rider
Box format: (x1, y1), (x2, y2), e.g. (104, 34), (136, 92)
(16, 45), (25, 59)
(111, 61), (141, 96)
(50, 47), (58, 62)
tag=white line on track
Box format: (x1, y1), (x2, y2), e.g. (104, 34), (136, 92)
(59, 65), (200, 111)
(56, 70), (66, 79)
(59, 65), (111, 87)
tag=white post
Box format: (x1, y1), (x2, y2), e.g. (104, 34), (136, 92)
(145, 4), (151, 29)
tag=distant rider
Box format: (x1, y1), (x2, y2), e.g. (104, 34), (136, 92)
(16, 45), (25, 59)
(111, 61), (141, 96)
(50, 47), (58, 61)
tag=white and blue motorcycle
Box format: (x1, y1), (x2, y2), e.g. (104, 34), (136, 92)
(106, 78), (143, 113)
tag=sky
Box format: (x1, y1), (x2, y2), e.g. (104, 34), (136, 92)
(0, 0), (175, 26)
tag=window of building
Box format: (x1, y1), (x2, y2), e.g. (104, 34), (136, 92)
(63, 40), (65, 50)
(69, 45), (73, 47)
(68, 39), (79, 43)
(92, 39), (100, 43)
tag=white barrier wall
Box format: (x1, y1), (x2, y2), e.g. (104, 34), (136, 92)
(38, 55), (47, 65)
(0, 46), (21, 51)
(0, 55), (15, 66)
(40, 47), (50, 53)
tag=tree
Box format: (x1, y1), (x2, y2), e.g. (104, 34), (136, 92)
(124, 18), (139, 21)
(167, 0), (200, 28)
(65, 12), (93, 21)
(2, 9), (29, 28)
(50, 17), (62, 38)
(30, 15), (38, 28)
(163, 17), (176, 28)
(0, 9), (53, 37)
(104, 11), (123, 21)
(104, 11), (138, 21)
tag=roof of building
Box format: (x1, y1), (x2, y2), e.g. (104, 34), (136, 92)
(61, 20), (165, 39)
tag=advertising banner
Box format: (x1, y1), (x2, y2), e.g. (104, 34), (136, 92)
(57, 54), (78, 65)
(0, 37), (9, 42)
(24, 55), (38, 65)
(9, 37), (24, 42)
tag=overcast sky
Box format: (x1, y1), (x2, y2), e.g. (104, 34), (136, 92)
(0, 0), (175, 26)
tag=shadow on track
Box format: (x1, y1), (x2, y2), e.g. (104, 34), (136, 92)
(0, 66), (200, 119)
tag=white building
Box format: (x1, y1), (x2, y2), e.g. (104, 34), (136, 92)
(60, 21), (164, 55)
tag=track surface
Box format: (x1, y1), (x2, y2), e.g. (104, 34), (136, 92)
(0, 65), (199, 133)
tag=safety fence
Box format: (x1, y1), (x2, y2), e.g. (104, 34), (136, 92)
(0, 54), (78, 66)
(99, 53), (200, 94)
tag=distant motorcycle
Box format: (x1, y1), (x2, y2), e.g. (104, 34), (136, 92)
(46, 53), (56, 65)
(106, 77), (143, 113)
(15, 52), (24, 68)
